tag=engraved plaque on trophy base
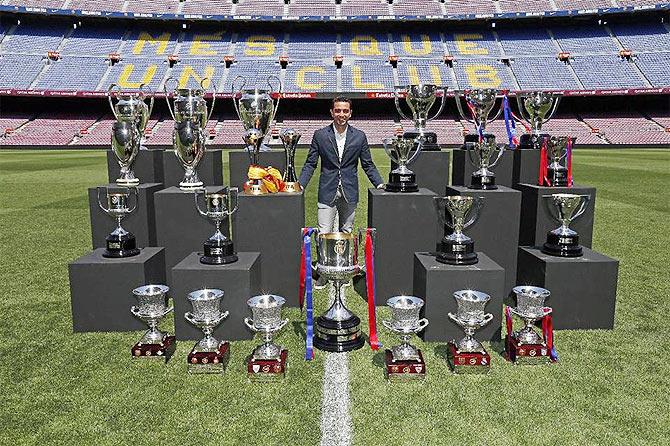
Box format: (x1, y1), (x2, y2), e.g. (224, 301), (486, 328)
(103, 232), (140, 258)
(247, 349), (288, 381)
(437, 238), (478, 265)
(314, 315), (365, 352)
(201, 239), (238, 265)
(385, 171), (418, 193)
(187, 341), (231, 374)
(384, 349), (426, 381)
(403, 131), (438, 150)
(131, 335), (176, 362)
(547, 165), (569, 187)
(518, 133), (549, 150)
(447, 342), (490, 374)
(469, 173), (497, 190)
(506, 337), (551, 365)
(452, 148), (513, 189)
(542, 231), (582, 257)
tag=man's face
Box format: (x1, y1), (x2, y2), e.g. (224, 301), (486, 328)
(330, 101), (352, 127)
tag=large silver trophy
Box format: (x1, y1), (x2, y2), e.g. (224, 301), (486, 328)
(434, 195), (483, 265)
(279, 128), (302, 193)
(544, 135), (572, 187)
(130, 284), (175, 360)
(447, 290), (493, 373)
(97, 186), (139, 258)
(508, 285), (552, 364)
(542, 193), (590, 257)
(108, 84), (154, 185)
(164, 78), (216, 190)
(244, 294), (289, 379)
(185, 288), (230, 373)
(516, 91), (562, 149)
(382, 295), (428, 380)
(394, 84), (445, 148)
(194, 187), (239, 265)
(467, 134), (505, 190)
(382, 136), (423, 192)
(454, 89), (502, 145)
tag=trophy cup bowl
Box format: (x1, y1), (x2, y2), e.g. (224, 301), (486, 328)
(130, 284), (175, 360)
(194, 187), (239, 265)
(383, 136), (423, 192)
(244, 294), (289, 379)
(446, 289), (493, 373)
(516, 91), (562, 148)
(510, 285), (551, 347)
(454, 89), (502, 144)
(232, 75), (281, 138)
(544, 135), (571, 187)
(280, 127), (302, 193)
(381, 295), (428, 379)
(542, 193), (590, 257)
(394, 84), (445, 147)
(97, 186), (140, 258)
(185, 288), (231, 373)
(434, 195), (482, 265)
(467, 134), (504, 190)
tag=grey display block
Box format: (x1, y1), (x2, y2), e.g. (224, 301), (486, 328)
(517, 247), (618, 329)
(162, 149), (223, 188)
(233, 191), (305, 306)
(106, 149), (165, 185)
(391, 150), (450, 196)
(446, 185), (521, 296)
(171, 252), (261, 341)
(229, 150), (286, 190)
(69, 247), (166, 332)
(512, 148), (541, 186)
(516, 183), (596, 248)
(451, 148), (514, 189)
(154, 186), (231, 285)
(413, 252), (504, 343)
(367, 188), (439, 301)
(89, 183), (162, 249)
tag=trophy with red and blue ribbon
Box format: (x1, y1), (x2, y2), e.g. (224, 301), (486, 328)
(539, 136), (574, 187)
(454, 89), (503, 146)
(516, 91), (562, 150)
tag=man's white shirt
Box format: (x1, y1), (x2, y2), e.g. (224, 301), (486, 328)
(333, 123), (348, 161)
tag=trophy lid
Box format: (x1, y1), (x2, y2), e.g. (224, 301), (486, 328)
(512, 285), (550, 299)
(188, 288), (224, 302)
(133, 284), (169, 297)
(247, 294), (286, 309)
(453, 289), (490, 303)
(386, 295), (424, 310)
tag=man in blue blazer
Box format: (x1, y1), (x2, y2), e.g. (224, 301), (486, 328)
(299, 97), (384, 234)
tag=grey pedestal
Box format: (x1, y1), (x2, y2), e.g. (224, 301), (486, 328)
(69, 247), (166, 332)
(367, 188), (439, 301)
(517, 247), (618, 330)
(106, 149), (165, 185)
(229, 150), (286, 190)
(233, 191), (305, 306)
(89, 183), (162, 249)
(391, 151), (450, 196)
(162, 149), (223, 188)
(154, 186), (231, 285)
(171, 252), (261, 341)
(413, 252), (504, 343)
(446, 185), (521, 296)
(451, 148), (514, 189)
(512, 148), (540, 186)
(516, 183), (596, 248)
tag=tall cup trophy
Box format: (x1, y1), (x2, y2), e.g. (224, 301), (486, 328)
(516, 91), (561, 149)
(279, 128), (302, 193)
(194, 187), (239, 265)
(382, 296), (429, 380)
(542, 136), (573, 187)
(394, 84), (445, 149)
(244, 294), (289, 380)
(447, 290), (493, 373)
(382, 135), (423, 192)
(97, 186), (140, 258)
(454, 89), (502, 146)
(185, 288), (230, 373)
(542, 193), (590, 257)
(108, 83), (154, 185)
(434, 196), (483, 265)
(467, 134), (505, 189)
(130, 284), (175, 361)
(164, 77), (216, 190)
(506, 286), (554, 364)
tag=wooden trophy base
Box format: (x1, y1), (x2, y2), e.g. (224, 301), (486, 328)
(447, 342), (490, 374)
(384, 349), (426, 381)
(187, 341), (231, 374)
(247, 349), (288, 381)
(131, 335), (176, 362)
(506, 337), (551, 365)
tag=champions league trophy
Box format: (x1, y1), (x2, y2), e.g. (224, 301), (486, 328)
(516, 91), (561, 149)
(279, 128), (302, 193)
(108, 83), (154, 185)
(185, 289), (230, 373)
(454, 89), (502, 146)
(130, 284), (175, 361)
(447, 290), (493, 373)
(506, 286), (555, 364)
(382, 135), (424, 192)
(244, 294), (289, 380)
(97, 186), (140, 258)
(194, 187), (239, 265)
(382, 296), (428, 380)
(394, 84), (445, 149)
(434, 195), (483, 265)
(164, 77), (216, 190)
(542, 193), (590, 257)
(467, 134), (505, 190)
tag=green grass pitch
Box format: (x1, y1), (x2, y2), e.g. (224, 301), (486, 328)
(0, 148), (668, 445)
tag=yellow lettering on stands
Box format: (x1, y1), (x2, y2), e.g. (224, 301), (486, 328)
(402, 34), (432, 56)
(190, 32), (223, 56)
(454, 34), (488, 55)
(117, 64), (158, 88)
(244, 36), (276, 57)
(352, 66), (383, 90)
(133, 32), (171, 55)
(178, 66), (215, 89)
(351, 36), (381, 56)
(464, 64), (501, 88)
(296, 66), (325, 90)
(406, 65), (442, 85)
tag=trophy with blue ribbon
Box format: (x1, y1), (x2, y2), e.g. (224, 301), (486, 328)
(454, 89), (502, 147)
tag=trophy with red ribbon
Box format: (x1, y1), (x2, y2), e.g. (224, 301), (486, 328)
(447, 290), (493, 373)
(130, 284), (175, 361)
(185, 289), (231, 373)
(505, 286), (558, 365)
(382, 295), (428, 380)
(244, 294), (289, 381)
(539, 136), (574, 187)
(454, 89), (503, 145)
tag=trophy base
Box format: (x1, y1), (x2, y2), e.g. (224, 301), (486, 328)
(469, 174), (497, 190)
(506, 337), (551, 365)
(116, 178), (140, 186)
(384, 349), (426, 381)
(187, 341), (231, 374)
(436, 239), (478, 265)
(201, 240), (238, 265)
(103, 233), (140, 258)
(542, 232), (582, 257)
(547, 166), (569, 187)
(385, 171), (418, 193)
(447, 342), (490, 374)
(179, 182), (204, 191)
(314, 314), (365, 352)
(247, 349), (288, 381)
(283, 181), (302, 193)
(519, 133), (549, 150)
(131, 335), (176, 362)
(244, 180), (268, 195)
(403, 131), (439, 150)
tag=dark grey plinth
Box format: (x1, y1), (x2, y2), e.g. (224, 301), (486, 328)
(451, 148), (514, 189)
(516, 183), (596, 248)
(162, 149), (223, 188)
(512, 148), (541, 186)
(154, 186), (231, 285)
(391, 151), (450, 197)
(446, 185), (521, 296)
(233, 191), (305, 306)
(413, 252), (504, 343)
(517, 247), (618, 329)
(367, 188), (439, 301)
(229, 150), (286, 190)
(106, 149), (165, 184)
(171, 252), (261, 341)
(69, 247), (166, 332)
(89, 183), (162, 249)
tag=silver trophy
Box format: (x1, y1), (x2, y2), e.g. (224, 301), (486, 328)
(244, 294), (289, 361)
(97, 186), (139, 258)
(164, 77), (216, 190)
(394, 84), (446, 141)
(544, 135), (571, 187)
(448, 290), (493, 354)
(130, 284), (174, 359)
(382, 136), (423, 192)
(516, 91), (561, 148)
(542, 193), (590, 257)
(194, 187), (239, 265)
(185, 288), (230, 373)
(434, 195), (483, 265)
(108, 83), (154, 185)
(510, 286), (551, 345)
(382, 295), (429, 362)
(280, 128), (302, 193)
(454, 89), (502, 143)
(467, 134), (505, 190)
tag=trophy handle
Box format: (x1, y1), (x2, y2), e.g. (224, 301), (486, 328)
(515, 94), (531, 125)
(572, 195), (591, 222)
(130, 306), (141, 319)
(393, 86), (411, 121)
(227, 187), (239, 215)
(277, 318), (289, 331)
(454, 90), (474, 124)
(107, 84), (121, 120)
(427, 87), (447, 122)
(231, 75), (246, 121)
(127, 187), (138, 214)
(463, 196), (483, 230)
(480, 313), (494, 327)
(381, 320), (394, 331)
(488, 143), (506, 169)
(193, 189), (208, 217)
(184, 311), (196, 326)
(163, 77), (178, 121)
(244, 317), (257, 332)
(543, 95), (561, 125)
(219, 310), (230, 321)
(447, 312), (460, 325)
(139, 83), (156, 124)
(202, 77), (217, 125)
(416, 318), (429, 331)
(267, 75), (282, 125)
(96, 187), (109, 215)
(382, 138), (400, 165)
(406, 136), (423, 166)
(488, 94), (504, 124)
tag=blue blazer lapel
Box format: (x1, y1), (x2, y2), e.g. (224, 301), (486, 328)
(341, 126), (354, 163)
(327, 125), (341, 166)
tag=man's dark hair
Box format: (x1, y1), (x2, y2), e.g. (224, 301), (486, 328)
(331, 96), (352, 109)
